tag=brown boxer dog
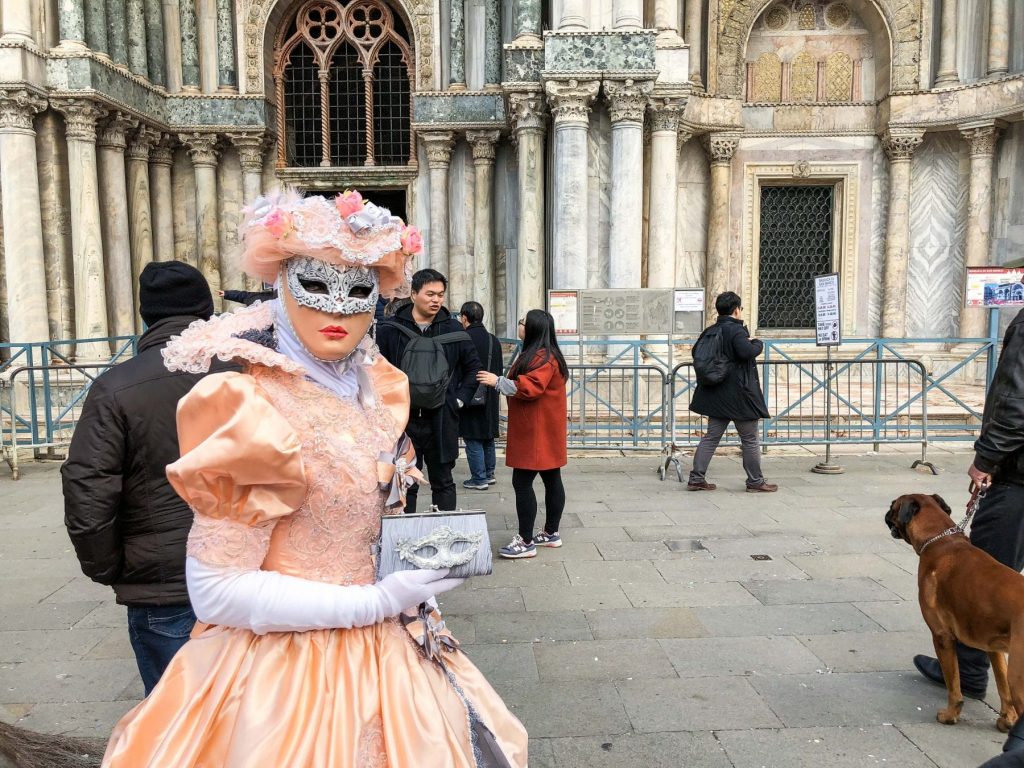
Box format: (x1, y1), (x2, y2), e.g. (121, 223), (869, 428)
(886, 493), (1024, 732)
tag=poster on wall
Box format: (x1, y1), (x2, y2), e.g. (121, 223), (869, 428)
(964, 267), (1024, 307)
(548, 290), (579, 335)
(813, 273), (841, 347)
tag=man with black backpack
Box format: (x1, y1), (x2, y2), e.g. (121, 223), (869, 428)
(377, 269), (482, 512)
(687, 291), (778, 493)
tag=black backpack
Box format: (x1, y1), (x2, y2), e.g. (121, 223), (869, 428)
(385, 322), (470, 409)
(692, 326), (731, 386)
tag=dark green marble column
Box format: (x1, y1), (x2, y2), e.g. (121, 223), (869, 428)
(484, 0), (501, 85)
(84, 0), (108, 55)
(57, 0), (86, 47)
(216, 0), (237, 90)
(513, 0), (541, 39)
(144, 0), (167, 85)
(449, 0), (466, 88)
(106, 0), (128, 66)
(126, 0), (149, 77)
(180, 0), (201, 89)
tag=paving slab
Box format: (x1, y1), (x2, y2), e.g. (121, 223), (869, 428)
(616, 676), (783, 732)
(798, 630), (934, 673)
(743, 577), (901, 605)
(470, 561), (570, 590)
(717, 725), (939, 768)
(559, 526), (630, 543)
(549, 731), (732, 768)
(592, 540), (690, 560)
(622, 580), (760, 609)
(522, 584), (630, 612)
(0, 629), (110, 663)
(494, 680), (631, 738)
(584, 608), (708, 640)
(532, 639), (677, 681)
(898, 722), (1006, 768)
(786, 553), (915, 582)
(460, 643), (538, 682)
(659, 635), (826, 677)
(854, 600), (928, 632)
(574, 510), (675, 528)
(656, 556), (809, 584)
(695, 603), (884, 637)
(437, 586), (524, 614)
(624, 523), (753, 540)
(457, 611), (593, 644)
(564, 560), (667, 586)
(11, 700), (136, 740)
(698, 534), (822, 559)
(0, 577), (75, 606)
(0, 659), (141, 705)
(0, 601), (102, 632)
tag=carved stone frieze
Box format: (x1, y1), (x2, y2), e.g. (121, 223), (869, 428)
(604, 79), (654, 124)
(881, 130), (924, 162)
(508, 91), (546, 134)
(961, 124), (1001, 157)
(420, 131), (455, 169)
(52, 98), (109, 142)
(0, 89), (47, 132)
(544, 79), (600, 125)
(180, 131), (220, 167)
(467, 130), (501, 163)
(702, 133), (740, 165)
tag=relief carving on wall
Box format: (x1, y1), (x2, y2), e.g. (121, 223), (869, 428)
(790, 51), (817, 102)
(752, 52), (783, 102)
(825, 51), (853, 102)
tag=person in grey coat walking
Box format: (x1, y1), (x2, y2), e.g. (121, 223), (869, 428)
(687, 291), (778, 493)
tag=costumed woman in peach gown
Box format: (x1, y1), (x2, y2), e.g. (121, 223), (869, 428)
(102, 189), (528, 768)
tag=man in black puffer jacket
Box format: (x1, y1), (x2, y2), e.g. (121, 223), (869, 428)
(913, 307), (1024, 730)
(62, 261), (236, 695)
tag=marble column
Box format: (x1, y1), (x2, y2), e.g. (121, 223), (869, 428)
(57, 0), (87, 49)
(606, 80), (653, 289)
(53, 99), (110, 352)
(1, 0), (32, 41)
(647, 101), (682, 288)
(180, 0), (201, 91)
(84, 0), (108, 56)
(0, 90), (49, 342)
(197, 0), (218, 93)
(36, 111), (76, 340)
(144, 0), (166, 85)
(449, 0), (466, 90)
(106, 0), (129, 67)
(959, 123), (1001, 338)
(149, 139), (176, 262)
(422, 131), (455, 275)
(216, 0), (237, 91)
(127, 128), (156, 327)
(98, 114), (137, 338)
(164, 0), (184, 91)
(558, 0), (587, 31)
(654, 0), (684, 45)
(613, 0), (643, 30)
(880, 130), (924, 338)
(467, 130), (500, 317)
(513, 0), (541, 41)
(230, 133), (265, 290)
(509, 91), (546, 319)
(935, 0), (958, 86)
(684, 0), (703, 90)
(546, 79), (599, 290)
(181, 132), (222, 303)
(702, 133), (739, 318)
(126, 0), (149, 77)
(483, 0), (501, 88)
(988, 0), (1010, 77)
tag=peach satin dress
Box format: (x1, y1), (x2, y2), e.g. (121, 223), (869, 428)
(101, 304), (527, 767)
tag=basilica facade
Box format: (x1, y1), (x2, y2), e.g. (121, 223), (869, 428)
(0, 0), (1022, 351)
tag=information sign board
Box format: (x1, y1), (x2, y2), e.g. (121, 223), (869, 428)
(547, 290), (579, 334)
(814, 273), (841, 346)
(965, 267), (1024, 307)
(578, 289), (674, 335)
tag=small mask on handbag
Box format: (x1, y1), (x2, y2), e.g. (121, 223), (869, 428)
(376, 507), (493, 580)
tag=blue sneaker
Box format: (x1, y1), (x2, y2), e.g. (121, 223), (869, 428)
(532, 531), (562, 548)
(499, 535), (536, 559)
(462, 480), (489, 490)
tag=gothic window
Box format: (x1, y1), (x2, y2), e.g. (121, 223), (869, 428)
(752, 52), (782, 102)
(790, 52), (817, 102)
(275, 0), (414, 168)
(757, 185), (834, 329)
(825, 51), (853, 102)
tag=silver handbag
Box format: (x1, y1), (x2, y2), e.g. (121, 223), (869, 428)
(376, 507), (493, 580)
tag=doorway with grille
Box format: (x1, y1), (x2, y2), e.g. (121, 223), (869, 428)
(756, 184), (836, 330)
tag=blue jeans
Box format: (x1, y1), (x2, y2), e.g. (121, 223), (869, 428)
(464, 439), (496, 484)
(127, 605), (196, 695)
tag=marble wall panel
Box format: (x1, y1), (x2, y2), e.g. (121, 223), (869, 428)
(493, 142), (517, 333)
(217, 146), (244, 292)
(544, 31), (657, 73)
(466, 0), (485, 91)
(587, 106), (612, 290)
(867, 140), (888, 336)
(906, 131), (968, 337)
(991, 124), (1024, 333)
(676, 137), (708, 290)
(447, 140), (476, 307)
(414, 142), (432, 272)
(171, 148), (198, 267)
(412, 93), (506, 126)
(504, 46), (543, 82)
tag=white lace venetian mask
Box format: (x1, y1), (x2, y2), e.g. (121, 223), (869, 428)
(285, 256), (379, 315)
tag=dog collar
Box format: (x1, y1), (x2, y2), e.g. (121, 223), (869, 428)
(917, 486), (986, 555)
(917, 526), (967, 555)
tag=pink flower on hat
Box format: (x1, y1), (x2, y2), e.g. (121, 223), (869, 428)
(262, 208), (293, 239)
(400, 225), (423, 255)
(335, 189), (364, 219)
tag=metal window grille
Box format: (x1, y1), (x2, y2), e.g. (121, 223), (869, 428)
(373, 41), (411, 166)
(283, 41), (322, 168)
(329, 44), (366, 166)
(757, 185), (835, 329)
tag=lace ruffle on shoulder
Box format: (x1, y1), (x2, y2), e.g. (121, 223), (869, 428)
(161, 302), (307, 375)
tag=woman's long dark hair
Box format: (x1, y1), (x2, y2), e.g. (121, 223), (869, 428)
(509, 309), (568, 379)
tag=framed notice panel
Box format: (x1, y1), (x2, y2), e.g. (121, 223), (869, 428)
(547, 290), (579, 334)
(814, 273), (841, 346)
(578, 289), (674, 335)
(965, 267), (1024, 307)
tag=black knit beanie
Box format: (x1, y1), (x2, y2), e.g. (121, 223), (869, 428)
(139, 261), (215, 326)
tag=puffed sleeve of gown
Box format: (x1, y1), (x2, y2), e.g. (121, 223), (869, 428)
(167, 371), (308, 572)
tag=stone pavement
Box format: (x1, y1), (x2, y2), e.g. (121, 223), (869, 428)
(0, 448), (1012, 767)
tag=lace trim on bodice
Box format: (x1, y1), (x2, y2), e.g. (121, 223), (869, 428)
(187, 513), (274, 571)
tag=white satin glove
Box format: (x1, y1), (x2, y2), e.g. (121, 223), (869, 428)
(186, 557), (464, 635)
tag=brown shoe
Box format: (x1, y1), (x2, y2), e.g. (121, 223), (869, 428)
(746, 482), (778, 493)
(687, 481), (717, 491)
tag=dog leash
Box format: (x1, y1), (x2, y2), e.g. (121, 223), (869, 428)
(918, 483), (989, 555)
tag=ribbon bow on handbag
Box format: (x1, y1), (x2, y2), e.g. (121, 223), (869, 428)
(377, 433), (424, 510)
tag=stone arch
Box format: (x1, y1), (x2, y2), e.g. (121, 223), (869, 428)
(243, 0), (434, 95)
(715, 0), (915, 98)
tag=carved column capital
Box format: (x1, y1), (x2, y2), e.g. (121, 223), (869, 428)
(53, 98), (109, 142)
(604, 79), (654, 124)
(0, 88), (47, 132)
(226, 131), (267, 172)
(508, 91), (547, 134)
(421, 131), (455, 169)
(960, 123), (1002, 157)
(677, 127), (695, 152)
(702, 133), (740, 166)
(126, 126), (160, 162)
(98, 113), (137, 150)
(467, 130), (501, 163)
(149, 134), (176, 166)
(648, 99), (684, 133)
(544, 78), (600, 125)
(881, 130), (924, 162)
(180, 131), (220, 167)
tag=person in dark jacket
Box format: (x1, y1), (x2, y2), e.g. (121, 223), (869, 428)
(376, 269), (481, 513)
(218, 287), (276, 306)
(458, 301), (504, 490)
(913, 307), (1024, 741)
(687, 291), (777, 493)
(62, 261), (236, 695)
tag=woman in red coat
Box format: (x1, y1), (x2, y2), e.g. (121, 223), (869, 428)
(477, 309), (568, 559)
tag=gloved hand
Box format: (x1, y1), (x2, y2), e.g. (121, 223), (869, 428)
(374, 568), (465, 616)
